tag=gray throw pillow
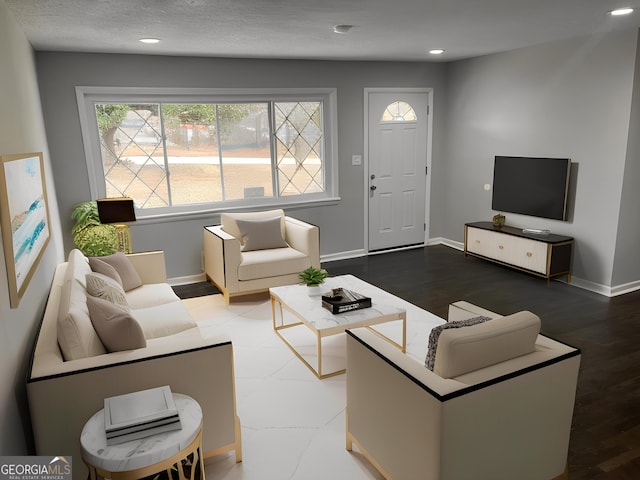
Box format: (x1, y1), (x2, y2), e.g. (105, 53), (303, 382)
(425, 316), (492, 371)
(85, 273), (130, 311)
(92, 252), (142, 291)
(88, 256), (123, 286)
(236, 216), (288, 251)
(86, 295), (146, 352)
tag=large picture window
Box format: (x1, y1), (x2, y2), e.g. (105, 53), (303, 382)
(77, 88), (338, 218)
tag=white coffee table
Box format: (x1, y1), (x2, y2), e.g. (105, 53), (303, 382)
(270, 275), (407, 379)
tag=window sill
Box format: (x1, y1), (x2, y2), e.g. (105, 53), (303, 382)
(132, 196), (341, 225)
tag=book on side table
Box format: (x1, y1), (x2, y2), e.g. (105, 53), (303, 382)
(104, 385), (182, 445)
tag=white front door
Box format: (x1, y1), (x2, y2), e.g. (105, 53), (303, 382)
(367, 90), (429, 251)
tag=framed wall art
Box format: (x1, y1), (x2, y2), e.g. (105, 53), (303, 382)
(0, 152), (51, 308)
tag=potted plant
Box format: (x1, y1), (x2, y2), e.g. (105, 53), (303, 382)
(71, 201), (119, 256)
(298, 266), (329, 296)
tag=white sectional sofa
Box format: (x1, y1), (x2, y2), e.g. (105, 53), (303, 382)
(27, 249), (241, 480)
(346, 301), (581, 480)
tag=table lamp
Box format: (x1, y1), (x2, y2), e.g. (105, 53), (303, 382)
(97, 198), (136, 253)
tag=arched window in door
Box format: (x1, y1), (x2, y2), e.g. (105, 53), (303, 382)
(380, 101), (417, 122)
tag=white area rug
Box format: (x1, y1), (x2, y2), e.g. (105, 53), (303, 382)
(182, 293), (445, 480)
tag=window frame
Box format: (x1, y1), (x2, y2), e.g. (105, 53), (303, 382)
(76, 87), (339, 220)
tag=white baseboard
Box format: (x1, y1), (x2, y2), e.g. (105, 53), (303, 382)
(320, 249), (367, 263)
(428, 237), (463, 250)
(169, 273), (207, 286)
(172, 238), (640, 298)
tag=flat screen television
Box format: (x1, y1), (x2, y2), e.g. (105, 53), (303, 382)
(491, 156), (571, 221)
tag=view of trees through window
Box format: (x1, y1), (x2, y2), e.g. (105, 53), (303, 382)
(95, 101), (324, 209)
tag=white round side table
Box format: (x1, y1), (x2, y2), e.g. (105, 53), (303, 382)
(80, 393), (204, 480)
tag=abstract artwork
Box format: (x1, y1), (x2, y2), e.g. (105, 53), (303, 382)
(0, 152), (50, 308)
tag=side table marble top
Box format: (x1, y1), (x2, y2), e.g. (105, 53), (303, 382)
(80, 393), (202, 473)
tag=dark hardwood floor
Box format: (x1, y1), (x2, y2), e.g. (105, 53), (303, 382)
(322, 245), (640, 480)
(184, 244), (640, 478)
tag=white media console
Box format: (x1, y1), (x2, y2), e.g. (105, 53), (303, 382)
(464, 222), (573, 284)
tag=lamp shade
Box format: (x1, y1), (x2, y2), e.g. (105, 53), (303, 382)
(97, 198), (136, 224)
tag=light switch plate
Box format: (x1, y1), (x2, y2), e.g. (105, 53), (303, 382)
(352, 155), (362, 166)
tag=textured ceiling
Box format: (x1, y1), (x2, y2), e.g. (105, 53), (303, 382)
(5, 0), (640, 62)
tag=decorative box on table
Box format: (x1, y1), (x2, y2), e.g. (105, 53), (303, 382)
(322, 288), (372, 314)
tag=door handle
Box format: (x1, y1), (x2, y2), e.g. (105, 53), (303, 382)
(370, 185), (377, 191)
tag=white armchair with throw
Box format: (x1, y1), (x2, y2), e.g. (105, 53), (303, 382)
(204, 209), (320, 303)
(346, 301), (581, 480)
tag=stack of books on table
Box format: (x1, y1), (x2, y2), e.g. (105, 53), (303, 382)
(321, 288), (372, 314)
(104, 385), (182, 446)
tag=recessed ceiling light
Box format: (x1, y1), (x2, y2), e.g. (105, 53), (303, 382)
(610, 7), (634, 16)
(139, 38), (161, 44)
(429, 49), (445, 55)
(333, 24), (353, 34)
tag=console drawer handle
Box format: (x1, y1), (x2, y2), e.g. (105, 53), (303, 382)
(527, 252), (533, 257)
(499, 245), (504, 250)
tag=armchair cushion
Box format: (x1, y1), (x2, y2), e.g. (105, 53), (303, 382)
(236, 216), (288, 251)
(237, 247), (310, 280)
(221, 209), (286, 244)
(432, 311), (541, 378)
(425, 315), (491, 371)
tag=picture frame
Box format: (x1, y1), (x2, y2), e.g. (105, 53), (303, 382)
(0, 152), (51, 308)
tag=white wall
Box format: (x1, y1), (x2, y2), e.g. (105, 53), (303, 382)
(613, 32), (640, 292)
(0, 0), (63, 453)
(438, 29), (639, 292)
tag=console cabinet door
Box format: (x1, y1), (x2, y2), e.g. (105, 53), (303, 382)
(466, 227), (493, 257)
(510, 238), (548, 274)
(466, 227), (548, 274)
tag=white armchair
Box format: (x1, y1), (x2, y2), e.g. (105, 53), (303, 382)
(204, 209), (320, 303)
(346, 301), (581, 480)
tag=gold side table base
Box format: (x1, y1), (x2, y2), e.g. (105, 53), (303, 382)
(85, 428), (204, 480)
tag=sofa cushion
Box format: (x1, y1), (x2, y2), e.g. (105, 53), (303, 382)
(89, 256), (123, 286)
(125, 283), (181, 310)
(86, 296), (147, 352)
(221, 209), (285, 244)
(57, 250), (107, 360)
(237, 247), (311, 281)
(67, 248), (93, 288)
(131, 302), (198, 339)
(425, 316), (491, 371)
(92, 252), (142, 291)
(85, 273), (130, 311)
(236, 216), (288, 252)
(430, 311), (541, 379)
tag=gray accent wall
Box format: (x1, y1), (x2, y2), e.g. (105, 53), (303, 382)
(0, 1), (64, 453)
(35, 53), (447, 278)
(440, 29), (639, 292)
